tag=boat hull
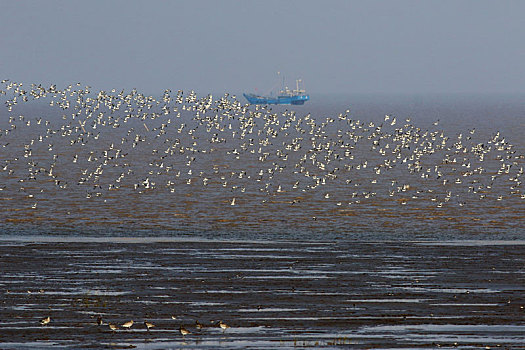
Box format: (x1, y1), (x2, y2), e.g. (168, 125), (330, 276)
(243, 93), (309, 105)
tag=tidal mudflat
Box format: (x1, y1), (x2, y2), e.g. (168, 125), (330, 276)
(1, 237), (524, 349)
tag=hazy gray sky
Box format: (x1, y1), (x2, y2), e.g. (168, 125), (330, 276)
(1, 0), (524, 94)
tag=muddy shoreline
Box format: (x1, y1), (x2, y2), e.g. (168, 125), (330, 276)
(1, 238), (524, 349)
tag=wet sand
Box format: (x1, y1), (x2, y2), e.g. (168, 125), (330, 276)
(1, 237), (524, 349)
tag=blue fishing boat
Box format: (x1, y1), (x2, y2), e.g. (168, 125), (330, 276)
(244, 77), (309, 105)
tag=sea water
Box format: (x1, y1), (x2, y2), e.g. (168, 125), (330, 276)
(0, 89), (523, 241)
(0, 87), (524, 348)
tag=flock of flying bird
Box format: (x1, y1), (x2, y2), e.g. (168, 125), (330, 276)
(0, 79), (523, 229)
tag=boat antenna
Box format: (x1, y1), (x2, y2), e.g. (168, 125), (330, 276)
(265, 72), (281, 96)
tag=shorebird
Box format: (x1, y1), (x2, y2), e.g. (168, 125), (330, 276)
(144, 321), (155, 330)
(179, 325), (191, 336)
(97, 315), (103, 326)
(40, 316), (51, 325)
(219, 320), (230, 331)
(108, 323), (118, 332)
(122, 320), (133, 329)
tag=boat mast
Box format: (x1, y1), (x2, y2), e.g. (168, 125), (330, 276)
(294, 79), (305, 94)
(278, 71), (286, 95)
